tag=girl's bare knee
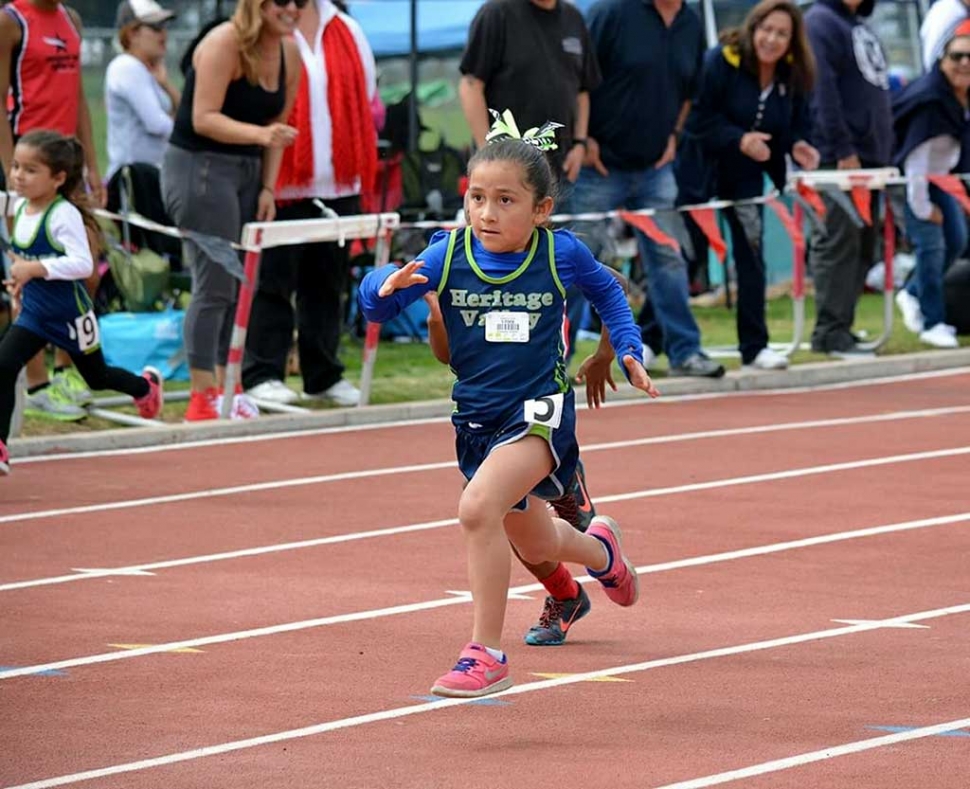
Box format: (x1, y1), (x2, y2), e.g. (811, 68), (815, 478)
(458, 485), (500, 532)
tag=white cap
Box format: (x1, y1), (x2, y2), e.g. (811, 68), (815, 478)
(116, 0), (177, 27)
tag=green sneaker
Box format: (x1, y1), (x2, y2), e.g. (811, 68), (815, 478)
(52, 368), (93, 406)
(24, 385), (87, 422)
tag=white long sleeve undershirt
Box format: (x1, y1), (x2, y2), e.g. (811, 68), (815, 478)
(12, 198), (94, 280)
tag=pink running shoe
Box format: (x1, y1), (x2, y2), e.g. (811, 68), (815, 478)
(586, 515), (639, 606)
(430, 643), (512, 698)
(135, 367), (164, 420)
(0, 438), (10, 476)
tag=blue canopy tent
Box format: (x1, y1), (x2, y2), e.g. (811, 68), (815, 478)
(347, 0), (493, 59)
(346, 0), (599, 148)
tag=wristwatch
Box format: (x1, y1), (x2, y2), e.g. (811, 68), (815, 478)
(573, 138), (588, 150)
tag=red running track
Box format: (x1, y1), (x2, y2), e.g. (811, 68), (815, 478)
(1, 369), (969, 789)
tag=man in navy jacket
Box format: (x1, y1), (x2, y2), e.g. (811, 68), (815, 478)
(804, 0), (893, 356)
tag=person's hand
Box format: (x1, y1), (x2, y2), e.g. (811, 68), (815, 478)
(423, 290), (443, 323)
(148, 57), (170, 86)
(584, 136), (609, 176)
(576, 350), (617, 409)
(654, 133), (677, 169)
(562, 144), (585, 183)
(792, 140), (820, 171)
(740, 132), (772, 162)
(256, 188), (276, 222)
(928, 205), (944, 225)
(622, 354), (661, 399)
(378, 260), (428, 297)
(87, 167), (106, 208)
(261, 123), (298, 149)
(4, 255), (44, 300)
(837, 154), (862, 170)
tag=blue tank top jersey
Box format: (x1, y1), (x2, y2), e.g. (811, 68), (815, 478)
(358, 226), (643, 423)
(437, 226), (569, 424)
(12, 197), (97, 353)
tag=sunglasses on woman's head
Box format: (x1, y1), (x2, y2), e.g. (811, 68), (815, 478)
(271, 0), (310, 8)
(947, 51), (970, 64)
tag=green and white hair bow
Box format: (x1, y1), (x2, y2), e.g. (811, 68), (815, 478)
(485, 109), (563, 151)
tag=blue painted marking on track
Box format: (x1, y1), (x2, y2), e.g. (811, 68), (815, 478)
(410, 694), (511, 707)
(868, 725), (970, 738)
(0, 666), (67, 677)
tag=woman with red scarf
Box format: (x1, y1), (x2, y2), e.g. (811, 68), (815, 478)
(242, 0), (378, 408)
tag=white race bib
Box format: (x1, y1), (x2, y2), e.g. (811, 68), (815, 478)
(68, 310), (100, 352)
(524, 392), (564, 429)
(484, 311), (530, 343)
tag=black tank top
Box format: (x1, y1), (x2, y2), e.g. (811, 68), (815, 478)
(170, 44), (286, 158)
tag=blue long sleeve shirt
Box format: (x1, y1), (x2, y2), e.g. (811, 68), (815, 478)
(359, 228), (643, 371)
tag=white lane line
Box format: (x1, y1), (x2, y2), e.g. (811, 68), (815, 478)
(0, 518), (459, 591)
(4, 405), (970, 527)
(3, 510), (968, 680)
(654, 715), (970, 788)
(13, 367), (970, 466)
(2, 440), (969, 592)
(5, 602), (969, 789)
(1, 464), (967, 596)
(0, 460), (457, 525)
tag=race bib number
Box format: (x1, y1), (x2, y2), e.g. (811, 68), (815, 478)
(68, 310), (100, 352)
(523, 392), (564, 429)
(484, 311), (529, 343)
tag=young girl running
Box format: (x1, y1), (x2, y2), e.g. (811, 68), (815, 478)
(0, 130), (163, 474)
(358, 116), (659, 697)
(422, 266), (632, 648)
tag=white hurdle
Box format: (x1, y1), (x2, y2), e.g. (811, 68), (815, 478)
(786, 167), (900, 356)
(221, 212), (400, 418)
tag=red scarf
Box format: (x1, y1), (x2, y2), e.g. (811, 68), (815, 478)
(276, 16), (376, 193)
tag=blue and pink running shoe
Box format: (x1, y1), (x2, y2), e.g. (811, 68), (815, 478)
(586, 516), (639, 606)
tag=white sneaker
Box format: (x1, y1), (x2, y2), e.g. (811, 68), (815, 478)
(642, 345), (658, 371)
(943, 323), (958, 337)
(919, 323), (959, 349)
(246, 379), (298, 404)
(895, 290), (923, 334)
(744, 347), (789, 370)
(305, 378), (361, 407)
(215, 393), (260, 420)
(231, 393), (260, 419)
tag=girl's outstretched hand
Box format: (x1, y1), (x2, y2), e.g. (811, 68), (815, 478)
(622, 354), (660, 399)
(575, 350), (617, 409)
(378, 260), (428, 297)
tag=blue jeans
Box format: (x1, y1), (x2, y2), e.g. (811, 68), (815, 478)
(903, 187), (966, 329)
(571, 164), (701, 366)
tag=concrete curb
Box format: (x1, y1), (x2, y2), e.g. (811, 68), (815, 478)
(10, 348), (970, 459)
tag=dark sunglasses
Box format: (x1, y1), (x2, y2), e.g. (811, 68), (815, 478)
(271, 0), (310, 8)
(141, 22), (167, 32)
(946, 51), (970, 64)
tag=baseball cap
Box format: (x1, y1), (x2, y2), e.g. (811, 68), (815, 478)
(116, 0), (177, 28)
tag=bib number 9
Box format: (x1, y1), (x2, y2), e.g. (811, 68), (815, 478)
(69, 310), (100, 352)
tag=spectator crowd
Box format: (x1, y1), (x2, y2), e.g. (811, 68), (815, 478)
(2, 0), (969, 428)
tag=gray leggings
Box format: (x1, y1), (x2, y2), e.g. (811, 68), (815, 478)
(161, 145), (261, 372)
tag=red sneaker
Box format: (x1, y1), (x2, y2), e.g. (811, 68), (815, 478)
(134, 367), (164, 420)
(430, 643), (512, 698)
(586, 516), (639, 607)
(184, 388), (219, 421)
(0, 438), (10, 476)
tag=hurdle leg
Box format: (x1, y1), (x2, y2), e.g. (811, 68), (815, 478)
(358, 228), (393, 407)
(782, 202), (806, 358)
(221, 227), (264, 419)
(858, 196), (895, 352)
